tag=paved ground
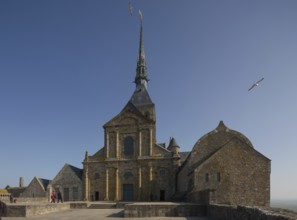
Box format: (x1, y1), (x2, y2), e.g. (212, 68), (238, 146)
(1, 209), (212, 220)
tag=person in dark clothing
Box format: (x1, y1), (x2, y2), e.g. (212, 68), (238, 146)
(9, 194), (13, 203)
(57, 191), (63, 203)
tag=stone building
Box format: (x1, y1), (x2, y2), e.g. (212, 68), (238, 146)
(49, 164), (83, 201)
(82, 19), (181, 202)
(82, 18), (271, 206)
(5, 178), (26, 198)
(0, 189), (10, 200)
(177, 121), (271, 206)
(21, 177), (50, 198)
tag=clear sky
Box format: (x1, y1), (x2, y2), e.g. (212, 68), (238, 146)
(1, 0), (297, 200)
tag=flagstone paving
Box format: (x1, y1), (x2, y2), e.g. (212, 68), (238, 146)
(1, 208), (212, 220)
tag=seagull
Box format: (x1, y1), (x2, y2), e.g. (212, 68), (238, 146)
(128, 1), (133, 16)
(248, 77), (264, 91)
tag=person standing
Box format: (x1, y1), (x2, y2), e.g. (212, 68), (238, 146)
(57, 191), (63, 203)
(9, 194), (13, 203)
(50, 190), (56, 203)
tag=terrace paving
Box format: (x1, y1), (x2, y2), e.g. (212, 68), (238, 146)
(1, 208), (212, 220)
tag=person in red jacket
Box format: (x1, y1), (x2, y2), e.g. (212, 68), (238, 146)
(50, 190), (56, 203)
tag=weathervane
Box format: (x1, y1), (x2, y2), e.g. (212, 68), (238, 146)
(128, 0), (133, 16)
(128, 0), (143, 22)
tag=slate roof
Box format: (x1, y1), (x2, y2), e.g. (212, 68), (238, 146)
(179, 151), (190, 164)
(129, 85), (154, 107)
(66, 164), (83, 181)
(38, 178), (51, 190)
(168, 137), (180, 149)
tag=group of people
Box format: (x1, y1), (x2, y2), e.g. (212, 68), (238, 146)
(50, 190), (63, 203)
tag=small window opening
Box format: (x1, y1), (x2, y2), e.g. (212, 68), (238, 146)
(217, 172), (221, 182)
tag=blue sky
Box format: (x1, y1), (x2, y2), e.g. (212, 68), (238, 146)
(1, 0), (297, 200)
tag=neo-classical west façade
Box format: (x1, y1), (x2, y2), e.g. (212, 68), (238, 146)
(81, 18), (271, 207)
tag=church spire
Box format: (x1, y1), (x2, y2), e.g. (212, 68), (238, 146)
(134, 10), (148, 90)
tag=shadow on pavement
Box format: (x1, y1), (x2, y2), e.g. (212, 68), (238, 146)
(107, 210), (124, 218)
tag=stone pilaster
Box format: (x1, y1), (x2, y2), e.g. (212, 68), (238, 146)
(115, 168), (119, 201)
(116, 131), (119, 159)
(138, 167), (142, 200)
(149, 128), (153, 156)
(104, 168), (109, 200)
(106, 132), (109, 158)
(83, 168), (89, 201)
(139, 131), (142, 157)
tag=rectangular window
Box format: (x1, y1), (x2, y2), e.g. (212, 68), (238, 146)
(64, 188), (69, 201)
(205, 173), (209, 182)
(73, 187), (78, 201)
(217, 173), (221, 182)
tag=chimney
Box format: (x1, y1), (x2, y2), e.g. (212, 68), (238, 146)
(19, 177), (24, 187)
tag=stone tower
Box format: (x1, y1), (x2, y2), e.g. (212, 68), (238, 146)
(19, 177), (24, 188)
(130, 17), (156, 122)
(82, 15), (178, 202)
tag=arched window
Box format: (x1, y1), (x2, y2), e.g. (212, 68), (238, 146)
(123, 171), (134, 179)
(124, 136), (134, 156)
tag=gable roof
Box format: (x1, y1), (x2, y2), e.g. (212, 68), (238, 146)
(67, 164), (83, 180)
(37, 177), (51, 190)
(54, 163), (83, 181)
(103, 101), (154, 127)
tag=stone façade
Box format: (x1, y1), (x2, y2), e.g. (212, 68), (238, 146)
(48, 164), (83, 202)
(21, 177), (50, 198)
(179, 121), (270, 206)
(81, 18), (271, 206)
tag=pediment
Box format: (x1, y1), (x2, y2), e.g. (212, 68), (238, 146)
(103, 102), (154, 128)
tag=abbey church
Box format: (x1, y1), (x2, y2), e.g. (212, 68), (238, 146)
(81, 19), (271, 206)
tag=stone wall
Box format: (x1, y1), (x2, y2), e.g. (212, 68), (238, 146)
(87, 158), (176, 201)
(1, 202), (70, 217)
(0, 200), (7, 217)
(85, 109), (177, 202)
(124, 203), (207, 218)
(187, 137), (270, 206)
(207, 204), (297, 220)
(21, 177), (47, 198)
(12, 197), (47, 203)
(50, 164), (83, 201)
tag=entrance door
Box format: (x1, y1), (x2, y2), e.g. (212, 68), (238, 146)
(95, 191), (99, 201)
(123, 184), (134, 201)
(64, 188), (69, 201)
(160, 190), (165, 201)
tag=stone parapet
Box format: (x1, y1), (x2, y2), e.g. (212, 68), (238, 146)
(207, 204), (297, 220)
(2, 203), (70, 217)
(124, 202), (207, 217)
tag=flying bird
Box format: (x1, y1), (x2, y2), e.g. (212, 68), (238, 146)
(128, 1), (133, 16)
(248, 77), (264, 91)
